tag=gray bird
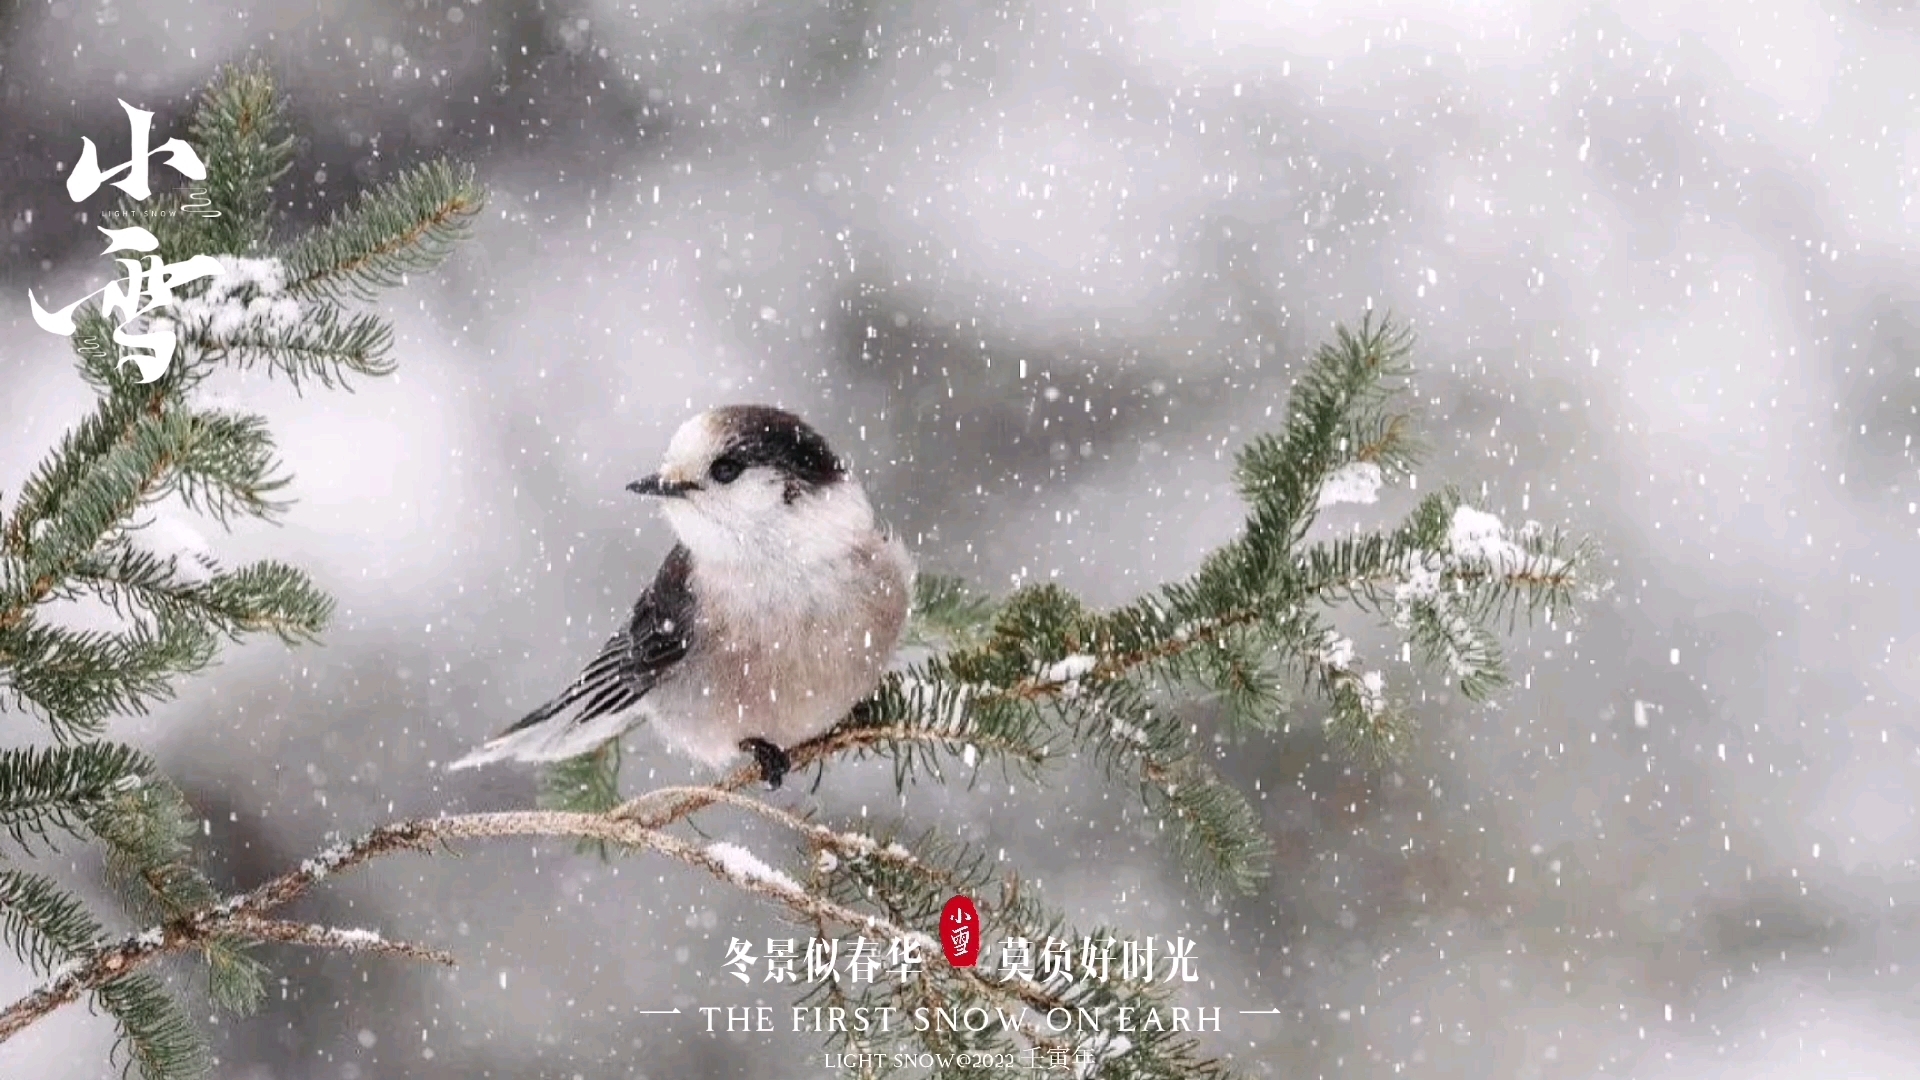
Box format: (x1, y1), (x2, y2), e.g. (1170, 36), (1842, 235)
(449, 405), (914, 788)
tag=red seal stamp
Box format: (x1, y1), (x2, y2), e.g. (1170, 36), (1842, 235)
(940, 895), (981, 967)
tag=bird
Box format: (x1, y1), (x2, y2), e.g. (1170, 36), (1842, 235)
(448, 405), (914, 788)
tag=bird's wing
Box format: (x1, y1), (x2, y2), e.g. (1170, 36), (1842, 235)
(447, 545), (695, 769)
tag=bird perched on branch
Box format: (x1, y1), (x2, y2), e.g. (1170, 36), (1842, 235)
(450, 405), (914, 788)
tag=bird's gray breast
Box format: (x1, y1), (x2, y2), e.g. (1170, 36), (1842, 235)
(650, 536), (911, 764)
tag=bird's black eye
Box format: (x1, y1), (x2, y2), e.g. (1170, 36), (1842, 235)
(708, 456), (745, 484)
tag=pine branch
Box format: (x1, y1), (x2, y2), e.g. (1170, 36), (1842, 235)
(185, 61), (297, 254)
(0, 398), (290, 647)
(162, 408), (292, 524)
(66, 308), (172, 395)
(72, 541), (331, 644)
(540, 737), (622, 857)
(0, 870), (104, 976)
(1, 395), (178, 611)
(540, 739), (623, 815)
(0, 616), (217, 739)
(0, 59), (486, 1080)
(86, 776), (223, 918)
(201, 936), (268, 1017)
(1282, 618), (1403, 754)
(178, 300), (396, 388)
(0, 742), (151, 851)
(97, 972), (209, 1080)
(1233, 312), (1419, 547)
(0, 782), (1232, 1077)
(282, 158), (482, 303)
(905, 574), (1001, 650)
(1140, 758), (1270, 895)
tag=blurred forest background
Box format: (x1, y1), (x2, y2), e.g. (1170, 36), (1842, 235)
(3, 0), (1919, 1076)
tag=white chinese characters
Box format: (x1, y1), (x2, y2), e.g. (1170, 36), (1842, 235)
(29, 227), (222, 383)
(719, 934), (1198, 986)
(29, 99), (223, 383)
(67, 99), (206, 202)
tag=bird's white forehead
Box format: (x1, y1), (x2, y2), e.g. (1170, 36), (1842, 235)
(661, 411), (729, 471)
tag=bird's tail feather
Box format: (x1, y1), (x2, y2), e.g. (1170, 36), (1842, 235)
(447, 629), (647, 771)
(445, 723), (563, 771)
(446, 698), (642, 771)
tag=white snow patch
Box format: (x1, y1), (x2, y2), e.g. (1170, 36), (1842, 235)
(900, 677), (981, 734)
(299, 840), (357, 883)
(831, 831), (880, 855)
(1317, 632), (1356, 672)
(707, 841), (804, 895)
(1392, 560), (1443, 611)
(1039, 653), (1099, 697)
(331, 927), (387, 947)
(1440, 611), (1480, 677)
(818, 831), (910, 864)
(1042, 654), (1098, 684)
(1446, 505), (1530, 570)
(138, 508), (220, 585)
(1317, 462), (1385, 508)
(150, 255), (302, 340)
(1357, 670), (1388, 717)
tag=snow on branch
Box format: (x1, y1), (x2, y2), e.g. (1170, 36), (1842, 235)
(0, 722), (1147, 1067)
(1317, 461), (1385, 508)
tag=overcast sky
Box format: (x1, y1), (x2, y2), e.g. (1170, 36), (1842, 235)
(4, 0), (1919, 1077)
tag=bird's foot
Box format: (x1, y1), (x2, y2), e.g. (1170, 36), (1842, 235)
(739, 737), (790, 790)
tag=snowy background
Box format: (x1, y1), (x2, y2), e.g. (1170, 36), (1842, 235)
(4, 0), (1920, 1076)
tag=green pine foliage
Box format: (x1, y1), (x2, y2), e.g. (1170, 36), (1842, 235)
(0, 63), (479, 1079)
(540, 738), (624, 859)
(546, 314), (1600, 1078)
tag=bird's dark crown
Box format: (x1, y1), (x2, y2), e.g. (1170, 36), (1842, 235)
(710, 405), (845, 491)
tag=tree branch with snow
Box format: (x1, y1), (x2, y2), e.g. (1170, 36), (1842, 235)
(0, 63), (479, 1080)
(0, 735), (1206, 1075)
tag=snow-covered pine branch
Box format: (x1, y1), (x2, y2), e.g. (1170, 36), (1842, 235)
(0, 62), (480, 1080)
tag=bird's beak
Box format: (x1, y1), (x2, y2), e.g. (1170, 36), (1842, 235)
(627, 473), (696, 498)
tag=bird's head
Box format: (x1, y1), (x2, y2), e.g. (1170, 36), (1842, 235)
(628, 405), (867, 563)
